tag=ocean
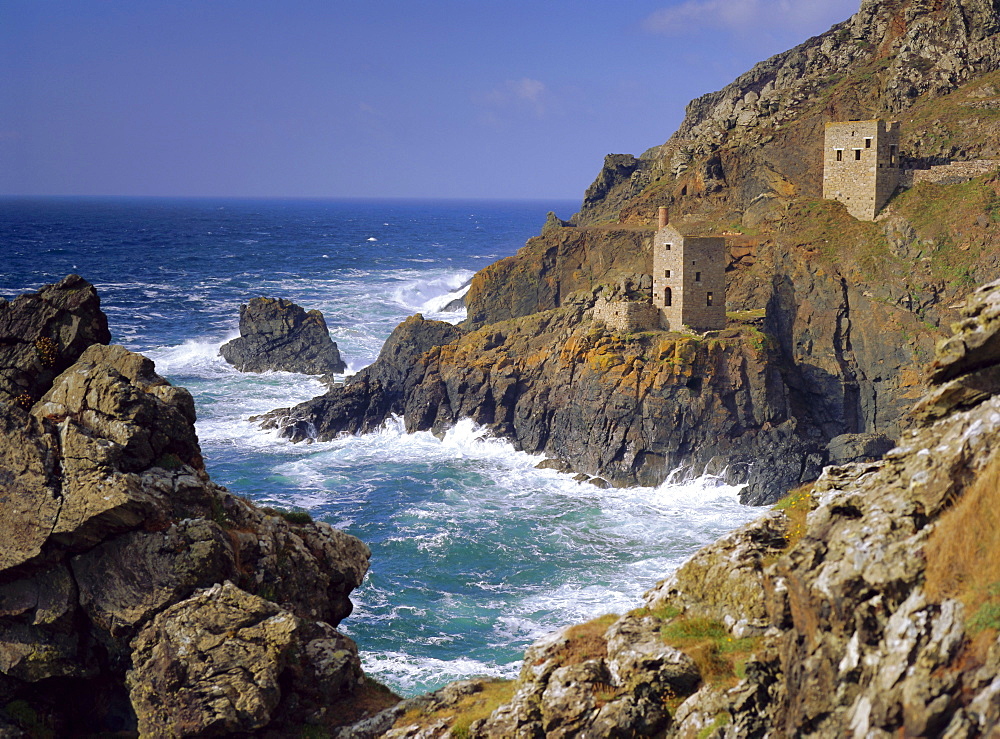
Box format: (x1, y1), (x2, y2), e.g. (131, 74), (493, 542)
(0, 197), (762, 696)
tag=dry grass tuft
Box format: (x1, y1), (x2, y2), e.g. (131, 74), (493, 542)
(536, 613), (619, 668)
(925, 452), (1000, 633)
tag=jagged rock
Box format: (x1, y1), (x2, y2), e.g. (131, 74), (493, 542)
(605, 614), (700, 694)
(644, 511), (788, 635)
(0, 278), (373, 736)
(257, 313), (463, 441)
(220, 297), (346, 375)
(826, 432), (897, 464)
(581, 154), (639, 213)
(461, 616), (685, 738)
(0, 274), (110, 405)
(930, 278), (1000, 384)
(127, 581), (363, 737)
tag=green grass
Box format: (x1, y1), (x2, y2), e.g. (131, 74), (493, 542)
(658, 616), (763, 689)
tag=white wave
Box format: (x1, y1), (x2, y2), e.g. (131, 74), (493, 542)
(359, 651), (520, 695)
(145, 335), (238, 378)
(389, 269), (474, 316)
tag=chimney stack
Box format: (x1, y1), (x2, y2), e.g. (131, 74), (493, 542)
(657, 206), (669, 229)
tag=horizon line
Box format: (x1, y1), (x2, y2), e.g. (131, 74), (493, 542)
(0, 193), (582, 204)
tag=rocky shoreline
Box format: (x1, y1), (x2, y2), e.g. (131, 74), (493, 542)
(0, 276), (378, 736)
(7, 0), (1000, 734)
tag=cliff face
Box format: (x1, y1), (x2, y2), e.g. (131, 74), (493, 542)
(443, 0), (1000, 498)
(0, 278), (379, 736)
(265, 303), (829, 502)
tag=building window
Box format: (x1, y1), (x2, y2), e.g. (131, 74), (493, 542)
(865, 138), (872, 148)
(665, 269), (671, 278)
(665, 287), (672, 307)
(836, 149), (843, 162)
(854, 149), (862, 161)
(665, 243), (671, 251)
(706, 292), (714, 306)
(890, 144), (897, 165)
(695, 271), (701, 282)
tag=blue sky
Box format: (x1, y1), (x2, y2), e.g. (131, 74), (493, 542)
(0, 0), (860, 200)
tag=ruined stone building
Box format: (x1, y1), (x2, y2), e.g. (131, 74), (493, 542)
(651, 207), (727, 331)
(822, 119), (900, 221)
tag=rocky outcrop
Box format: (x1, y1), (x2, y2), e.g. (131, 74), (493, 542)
(220, 296), (347, 375)
(379, 278), (1000, 737)
(464, 213), (941, 460)
(258, 313), (463, 443)
(464, 226), (653, 330)
(262, 304), (831, 502)
(128, 582), (363, 737)
(0, 278), (374, 736)
(0, 273), (111, 405)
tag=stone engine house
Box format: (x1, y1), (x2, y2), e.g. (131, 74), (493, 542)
(651, 207), (727, 331)
(822, 119), (900, 221)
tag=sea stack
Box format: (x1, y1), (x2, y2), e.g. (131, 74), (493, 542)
(220, 297), (347, 375)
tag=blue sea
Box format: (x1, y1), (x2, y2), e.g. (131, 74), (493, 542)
(0, 198), (761, 696)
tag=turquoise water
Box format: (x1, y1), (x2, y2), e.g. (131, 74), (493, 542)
(0, 198), (761, 695)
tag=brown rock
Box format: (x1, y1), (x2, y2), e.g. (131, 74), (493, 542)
(127, 581), (363, 737)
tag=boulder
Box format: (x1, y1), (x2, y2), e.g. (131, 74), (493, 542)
(127, 582), (363, 737)
(220, 297), (346, 375)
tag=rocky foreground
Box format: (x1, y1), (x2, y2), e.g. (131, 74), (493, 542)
(0, 276), (378, 736)
(355, 281), (1000, 737)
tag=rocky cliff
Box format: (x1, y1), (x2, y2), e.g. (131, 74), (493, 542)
(0, 277), (381, 736)
(577, 0), (1000, 228)
(262, 304), (832, 502)
(364, 279), (1000, 738)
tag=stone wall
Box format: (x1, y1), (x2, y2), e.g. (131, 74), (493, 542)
(592, 298), (661, 332)
(900, 159), (1000, 187)
(653, 225), (726, 331)
(822, 120), (900, 221)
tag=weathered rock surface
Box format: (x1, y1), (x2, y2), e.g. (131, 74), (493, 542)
(0, 273), (110, 405)
(0, 278), (373, 736)
(258, 313), (463, 443)
(128, 581), (363, 737)
(220, 296), (347, 375)
(644, 510), (788, 637)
